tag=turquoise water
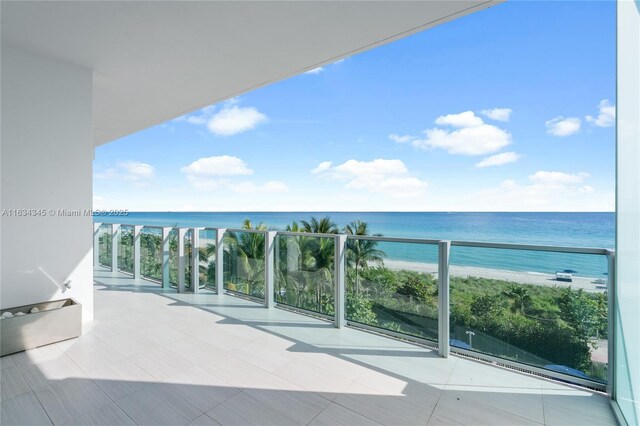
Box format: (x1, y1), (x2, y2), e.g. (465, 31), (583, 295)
(96, 212), (614, 278)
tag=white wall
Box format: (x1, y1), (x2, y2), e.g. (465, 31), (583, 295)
(615, 0), (640, 424)
(1, 44), (94, 322)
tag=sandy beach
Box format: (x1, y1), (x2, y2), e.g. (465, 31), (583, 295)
(379, 259), (608, 293)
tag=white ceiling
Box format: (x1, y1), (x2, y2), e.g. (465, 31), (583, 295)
(1, 1), (499, 146)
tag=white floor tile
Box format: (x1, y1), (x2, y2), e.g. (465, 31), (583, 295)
(84, 358), (157, 400)
(16, 354), (83, 391)
(1, 365), (31, 402)
(1, 392), (52, 425)
(164, 366), (241, 413)
(309, 402), (383, 426)
(206, 392), (300, 426)
(115, 384), (202, 426)
(64, 402), (135, 426)
(34, 379), (112, 425)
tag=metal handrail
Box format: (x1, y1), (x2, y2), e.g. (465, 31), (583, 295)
(347, 234), (440, 244)
(451, 240), (611, 255)
(225, 228), (268, 234)
(276, 230), (341, 239)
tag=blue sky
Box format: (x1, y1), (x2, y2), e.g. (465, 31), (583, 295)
(94, 1), (616, 212)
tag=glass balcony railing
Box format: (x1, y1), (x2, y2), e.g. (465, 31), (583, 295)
(97, 223), (112, 267)
(93, 222), (613, 391)
(198, 228), (217, 290)
(345, 236), (439, 343)
(449, 243), (609, 384)
(275, 233), (336, 316)
(140, 226), (162, 281)
(223, 229), (266, 300)
(118, 225), (134, 274)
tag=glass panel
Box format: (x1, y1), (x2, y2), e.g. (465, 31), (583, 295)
(98, 224), (112, 267)
(616, 0), (640, 420)
(199, 229), (216, 289)
(184, 229), (192, 289)
(118, 225), (134, 273)
(275, 234), (335, 315)
(168, 229), (178, 287)
(223, 231), (265, 300)
(345, 239), (439, 342)
(449, 245), (608, 383)
(140, 227), (162, 282)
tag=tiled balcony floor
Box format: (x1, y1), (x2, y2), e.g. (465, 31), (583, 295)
(0, 267), (617, 425)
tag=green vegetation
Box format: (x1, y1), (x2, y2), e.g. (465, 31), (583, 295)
(98, 216), (608, 382)
(223, 219), (267, 298)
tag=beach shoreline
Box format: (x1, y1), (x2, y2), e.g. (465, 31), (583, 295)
(378, 259), (607, 293)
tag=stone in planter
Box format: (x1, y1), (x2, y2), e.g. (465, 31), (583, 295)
(0, 298), (81, 356)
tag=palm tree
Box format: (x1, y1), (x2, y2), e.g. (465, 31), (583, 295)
(300, 216), (339, 234)
(198, 241), (216, 286)
(224, 219), (267, 297)
(344, 220), (385, 293)
(503, 285), (532, 315)
(277, 218), (337, 313)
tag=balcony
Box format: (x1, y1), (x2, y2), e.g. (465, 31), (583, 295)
(0, 262), (616, 425)
(0, 222), (614, 425)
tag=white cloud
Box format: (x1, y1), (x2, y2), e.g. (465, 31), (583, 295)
(208, 105), (267, 136)
(389, 134), (413, 143)
(473, 170), (598, 209)
(475, 152), (521, 168)
(229, 180), (289, 194)
(586, 99), (615, 128)
(118, 161), (154, 180)
(305, 67), (324, 74)
(181, 156), (286, 194)
(311, 161), (333, 174)
(94, 161), (155, 181)
(181, 100), (267, 136)
(529, 171), (589, 185)
(546, 116), (581, 136)
(394, 111), (512, 156)
(479, 108), (512, 122)
(181, 156), (253, 177)
(414, 124), (512, 156)
(434, 111), (484, 128)
(312, 158), (427, 197)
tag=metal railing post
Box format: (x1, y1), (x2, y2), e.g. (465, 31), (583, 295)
(111, 224), (120, 272)
(215, 228), (226, 294)
(334, 234), (347, 328)
(191, 228), (201, 293)
(133, 225), (142, 278)
(265, 231), (277, 308)
(606, 249), (616, 397)
(177, 228), (186, 292)
(93, 223), (101, 266)
(438, 240), (451, 358)
(162, 227), (172, 289)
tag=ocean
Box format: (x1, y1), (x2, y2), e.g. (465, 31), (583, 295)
(96, 212), (614, 279)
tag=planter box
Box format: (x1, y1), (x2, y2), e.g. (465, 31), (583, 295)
(0, 298), (81, 356)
